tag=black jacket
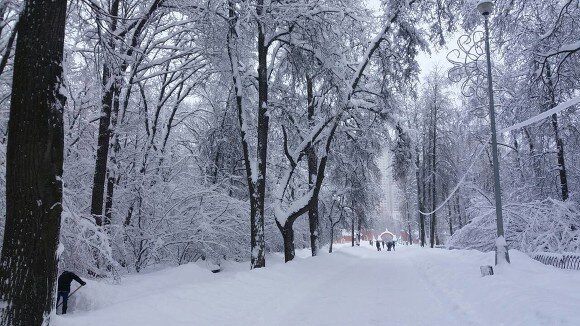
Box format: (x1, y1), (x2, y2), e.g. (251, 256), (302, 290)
(57, 271), (86, 292)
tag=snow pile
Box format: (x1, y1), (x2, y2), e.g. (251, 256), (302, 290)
(57, 261), (221, 313)
(53, 245), (580, 326)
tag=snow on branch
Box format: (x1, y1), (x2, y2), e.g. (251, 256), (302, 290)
(501, 96), (580, 133)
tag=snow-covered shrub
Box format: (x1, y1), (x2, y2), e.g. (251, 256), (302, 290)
(59, 211), (121, 279)
(447, 198), (580, 254)
(117, 168), (251, 272)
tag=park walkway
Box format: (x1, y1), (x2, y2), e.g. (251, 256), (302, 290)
(55, 245), (580, 326)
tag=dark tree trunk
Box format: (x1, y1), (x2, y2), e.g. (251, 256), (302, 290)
(0, 0), (67, 324)
(552, 114), (569, 201)
(306, 76), (320, 256)
(419, 214), (426, 247)
(251, 1), (268, 268)
(455, 195), (463, 228)
(228, 0), (266, 269)
(351, 217), (355, 247)
(406, 200), (412, 245)
(545, 65), (569, 201)
(357, 215), (362, 245)
(104, 174), (115, 224)
(275, 133), (334, 262)
(328, 201), (340, 253)
(90, 0), (121, 226)
(104, 88), (121, 225)
(91, 80), (117, 225)
(416, 151), (425, 247)
(447, 196), (453, 236)
(278, 223), (295, 262)
(329, 226), (334, 253)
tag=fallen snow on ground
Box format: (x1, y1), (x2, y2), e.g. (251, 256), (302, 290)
(53, 245), (580, 326)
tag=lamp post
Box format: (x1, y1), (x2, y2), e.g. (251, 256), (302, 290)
(477, 0), (510, 265)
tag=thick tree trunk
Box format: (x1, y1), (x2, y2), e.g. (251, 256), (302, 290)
(227, 0), (266, 269)
(329, 226), (334, 253)
(104, 88), (121, 224)
(251, 4), (268, 269)
(280, 223), (295, 263)
(0, 0), (67, 324)
(306, 76), (320, 256)
(91, 80), (117, 225)
(91, 0), (121, 226)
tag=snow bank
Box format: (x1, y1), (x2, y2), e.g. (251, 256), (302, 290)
(53, 245), (580, 326)
(414, 247), (580, 325)
(60, 262), (222, 313)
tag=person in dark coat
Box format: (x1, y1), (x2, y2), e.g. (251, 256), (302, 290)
(381, 240), (385, 249)
(375, 240), (381, 251)
(57, 271), (86, 314)
(387, 241), (392, 251)
(392, 241), (396, 251)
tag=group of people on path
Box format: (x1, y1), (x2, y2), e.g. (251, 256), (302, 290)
(374, 239), (396, 251)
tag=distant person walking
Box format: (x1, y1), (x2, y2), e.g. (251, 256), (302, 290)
(392, 241), (396, 251)
(57, 271), (86, 314)
(381, 240), (385, 249)
(376, 240), (381, 251)
(387, 241), (392, 251)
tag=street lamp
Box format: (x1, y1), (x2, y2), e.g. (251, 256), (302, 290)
(478, 0), (510, 265)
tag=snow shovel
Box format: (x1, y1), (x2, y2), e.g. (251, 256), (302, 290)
(56, 285), (83, 308)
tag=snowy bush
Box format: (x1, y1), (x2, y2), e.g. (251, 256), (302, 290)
(118, 172), (251, 272)
(59, 212), (121, 279)
(447, 198), (580, 254)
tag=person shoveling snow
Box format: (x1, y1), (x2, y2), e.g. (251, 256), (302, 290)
(57, 271), (86, 314)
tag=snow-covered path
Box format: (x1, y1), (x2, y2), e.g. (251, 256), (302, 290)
(278, 249), (464, 326)
(54, 245), (580, 326)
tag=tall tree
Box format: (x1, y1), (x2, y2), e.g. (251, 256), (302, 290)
(90, 0), (165, 226)
(0, 0), (67, 324)
(227, 0), (267, 268)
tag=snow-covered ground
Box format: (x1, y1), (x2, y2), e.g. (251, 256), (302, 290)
(53, 245), (580, 326)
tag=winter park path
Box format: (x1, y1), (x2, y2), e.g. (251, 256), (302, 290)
(54, 245), (580, 326)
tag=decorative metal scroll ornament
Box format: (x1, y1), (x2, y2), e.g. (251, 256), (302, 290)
(446, 31), (492, 117)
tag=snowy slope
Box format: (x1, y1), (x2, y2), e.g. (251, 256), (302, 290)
(53, 245), (580, 326)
